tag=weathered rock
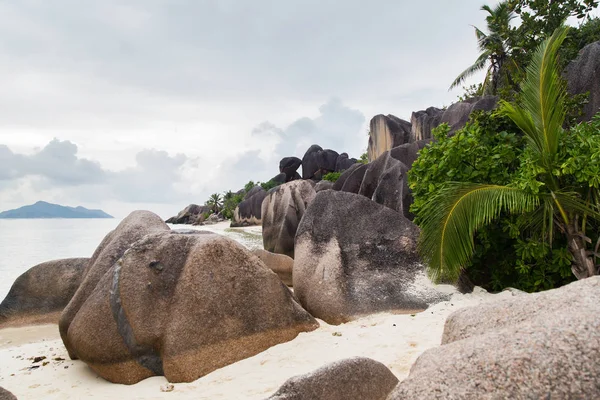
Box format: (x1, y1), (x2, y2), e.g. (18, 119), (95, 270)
(231, 186), (267, 227)
(270, 173), (287, 185)
(262, 180), (316, 258)
(267, 357), (398, 400)
(63, 231), (318, 384)
(315, 180), (334, 192)
(252, 249), (294, 286)
(567, 41), (600, 122)
(442, 275), (600, 345)
(165, 204), (211, 225)
(389, 140), (430, 169)
(334, 153), (357, 172)
(294, 191), (450, 324)
(388, 277), (600, 400)
(59, 211), (169, 358)
(367, 114), (412, 162)
(301, 145), (323, 179)
(0, 387), (16, 400)
(334, 163), (368, 194)
(279, 157), (302, 182)
(358, 151), (411, 217)
(411, 107), (443, 142)
(0, 258), (88, 327)
(316, 149), (340, 174)
(440, 96), (498, 135)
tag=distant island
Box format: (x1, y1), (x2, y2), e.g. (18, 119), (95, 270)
(0, 201), (113, 219)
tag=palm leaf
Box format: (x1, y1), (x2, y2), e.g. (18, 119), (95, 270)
(419, 183), (538, 282)
(499, 26), (570, 167)
(449, 51), (490, 90)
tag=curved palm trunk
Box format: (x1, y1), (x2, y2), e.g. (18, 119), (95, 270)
(566, 221), (598, 279)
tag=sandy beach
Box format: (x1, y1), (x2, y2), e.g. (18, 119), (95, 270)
(0, 287), (513, 400)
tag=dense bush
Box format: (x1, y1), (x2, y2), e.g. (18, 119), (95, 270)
(408, 112), (600, 292)
(322, 172), (342, 182)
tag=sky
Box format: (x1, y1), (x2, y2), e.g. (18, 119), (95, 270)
(0, 0), (501, 218)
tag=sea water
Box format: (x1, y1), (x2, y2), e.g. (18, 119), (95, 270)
(0, 219), (263, 300)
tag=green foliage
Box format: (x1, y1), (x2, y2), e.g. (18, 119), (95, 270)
(359, 152), (369, 164)
(244, 181), (256, 193)
(322, 172), (342, 182)
(221, 192), (244, 220)
(413, 28), (600, 292)
(205, 193), (223, 214)
(260, 180), (280, 191)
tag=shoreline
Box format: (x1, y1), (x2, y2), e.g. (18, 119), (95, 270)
(0, 289), (513, 399)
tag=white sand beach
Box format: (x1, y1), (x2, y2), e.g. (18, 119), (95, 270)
(0, 287), (514, 400)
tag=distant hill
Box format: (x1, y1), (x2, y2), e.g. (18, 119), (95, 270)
(0, 201), (113, 219)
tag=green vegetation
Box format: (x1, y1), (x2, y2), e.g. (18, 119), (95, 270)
(260, 180), (280, 191)
(411, 26), (600, 292)
(359, 152), (369, 164)
(322, 172), (342, 182)
(205, 193), (223, 214)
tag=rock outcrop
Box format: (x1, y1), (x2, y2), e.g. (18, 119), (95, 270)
(165, 204), (211, 225)
(411, 107), (443, 142)
(0, 258), (88, 327)
(231, 186), (267, 227)
(359, 151), (411, 218)
(314, 180), (334, 192)
(59, 211), (169, 358)
(388, 277), (600, 399)
(62, 231), (318, 384)
(332, 163), (368, 194)
(267, 357), (398, 400)
(389, 140), (430, 169)
(367, 114), (412, 162)
(262, 181), (316, 258)
(252, 249), (294, 286)
(0, 387), (16, 400)
(301, 145), (323, 179)
(567, 41), (600, 122)
(334, 153), (357, 172)
(294, 191), (450, 324)
(279, 157), (302, 182)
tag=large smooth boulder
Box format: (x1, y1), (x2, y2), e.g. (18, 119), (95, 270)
(165, 204), (211, 225)
(567, 41), (600, 122)
(358, 151), (411, 218)
(388, 277), (600, 399)
(315, 180), (334, 192)
(262, 181), (316, 258)
(410, 107), (443, 142)
(367, 114), (412, 162)
(59, 211), (169, 358)
(334, 153), (357, 172)
(389, 140), (430, 169)
(63, 231), (318, 384)
(317, 149), (340, 174)
(301, 145), (323, 179)
(267, 357), (398, 400)
(332, 163), (368, 194)
(231, 186), (267, 227)
(0, 387), (16, 400)
(0, 258), (88, 327)
(252, 249), (294, 286)
(294, 191), (450, 324)
(279, 157), (302, 182)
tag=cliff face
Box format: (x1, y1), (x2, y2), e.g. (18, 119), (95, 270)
(367, 115), (412, 163)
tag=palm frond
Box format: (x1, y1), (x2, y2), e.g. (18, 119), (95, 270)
(419, 183), (538, 282)
(449, 51), (490, 90)
(499, 26), (570, 165)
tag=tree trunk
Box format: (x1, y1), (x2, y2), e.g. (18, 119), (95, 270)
(566, 223), (597, 279)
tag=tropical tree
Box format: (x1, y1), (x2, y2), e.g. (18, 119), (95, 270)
(421, 26), (600, 284)
(205, 193), (223, 214)
(450, 1), (519, 94)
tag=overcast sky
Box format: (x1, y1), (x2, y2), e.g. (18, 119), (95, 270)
(0, 0), (502, 218)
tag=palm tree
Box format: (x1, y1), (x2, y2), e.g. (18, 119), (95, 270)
(450, 1), (518, 94)
(205, 193), (223, 214)
(422, 26), (600, 284)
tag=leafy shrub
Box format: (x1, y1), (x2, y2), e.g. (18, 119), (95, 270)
(409, 111), (585, 292)
(260, 179), (280, 191)
(322, 172), (342, 182)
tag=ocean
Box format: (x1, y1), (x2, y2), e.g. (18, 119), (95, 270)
(0, 218), (263, 300)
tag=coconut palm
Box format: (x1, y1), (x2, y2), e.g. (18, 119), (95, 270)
(205, 193), (223, 214)
(450, 1), (519, 94)
(422, 26), (600, 284)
